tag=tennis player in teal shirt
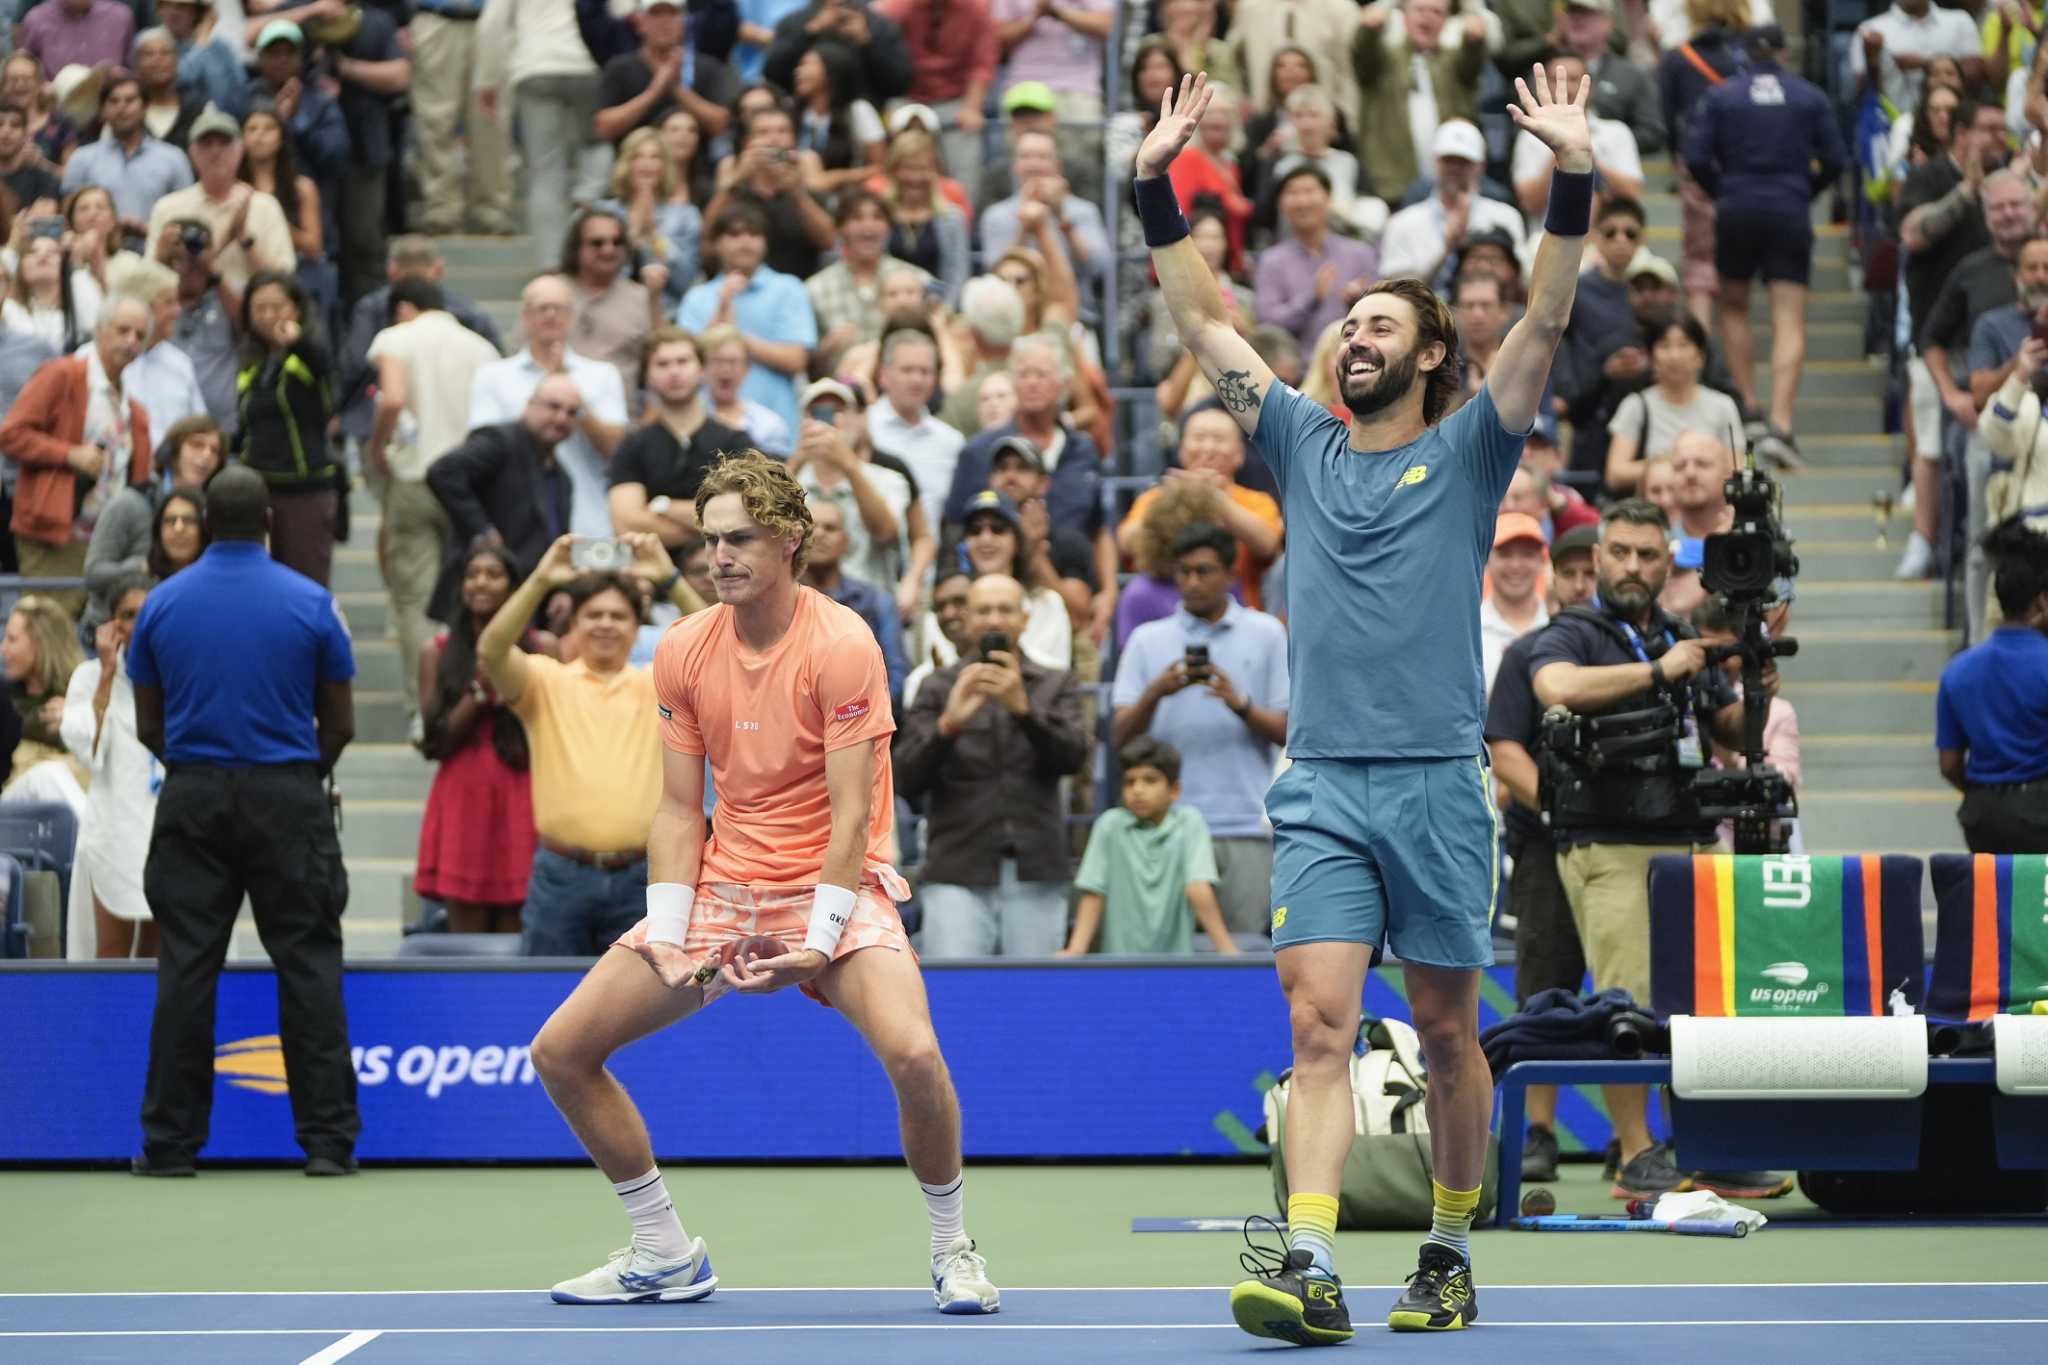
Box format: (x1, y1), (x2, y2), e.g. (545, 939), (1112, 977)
(1133, 67), (1599, 1347)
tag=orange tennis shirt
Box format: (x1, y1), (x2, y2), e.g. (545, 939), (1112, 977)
(652, 587), (897, 887)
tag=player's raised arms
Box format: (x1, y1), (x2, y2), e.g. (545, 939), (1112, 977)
(1135, 73), (1275, 440)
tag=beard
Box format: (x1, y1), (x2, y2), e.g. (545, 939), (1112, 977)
(1339, 344), (1421, 420)
(1598, 572), (1662, 615)
(2023, 285), (2048, 313)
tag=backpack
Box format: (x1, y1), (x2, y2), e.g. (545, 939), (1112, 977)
(1260, 1016), (1499, 1229)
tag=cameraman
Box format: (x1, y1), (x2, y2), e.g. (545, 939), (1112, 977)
(1528, 498), (1773, 1199)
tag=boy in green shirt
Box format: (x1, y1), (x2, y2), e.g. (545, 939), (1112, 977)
(1061, 738), (1243, 956)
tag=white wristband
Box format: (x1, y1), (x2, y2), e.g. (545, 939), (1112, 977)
(645, 882), (694, 946)
(802, 883), (858, 959)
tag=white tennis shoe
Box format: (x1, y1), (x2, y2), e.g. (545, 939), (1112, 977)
(550, 1237), (718, 1304)
(932, 1236), (1001, 1314)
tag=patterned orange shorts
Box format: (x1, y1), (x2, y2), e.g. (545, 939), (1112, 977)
(612, 868), (913, 1006)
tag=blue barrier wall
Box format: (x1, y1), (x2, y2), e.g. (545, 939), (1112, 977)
(0, 961), (1614, 1162)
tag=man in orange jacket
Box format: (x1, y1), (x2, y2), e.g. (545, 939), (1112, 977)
(0, 293), (156, 616)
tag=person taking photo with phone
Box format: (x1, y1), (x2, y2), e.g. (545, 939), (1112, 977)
(478, 528), (704, 955)
(1109, 520), (1289, 938)
(893, 569), (1088, 957)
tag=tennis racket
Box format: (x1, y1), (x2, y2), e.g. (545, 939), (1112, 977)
(1511, 1214), (1748, 1238)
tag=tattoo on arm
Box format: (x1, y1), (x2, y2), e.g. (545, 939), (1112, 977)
(1216, 369), (1261, 414)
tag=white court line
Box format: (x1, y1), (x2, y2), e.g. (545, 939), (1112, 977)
(7, 1319), (2048, 1338)
(298, 1330), (382, 1363)
(2, 1281), (2044, 1297)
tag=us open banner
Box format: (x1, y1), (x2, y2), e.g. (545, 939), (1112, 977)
(0, 962), (1579, 1162)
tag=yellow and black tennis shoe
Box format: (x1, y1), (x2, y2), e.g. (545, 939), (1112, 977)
(1228, 1217), (1354, 1347)
(1388, 1243), (1478, 1331)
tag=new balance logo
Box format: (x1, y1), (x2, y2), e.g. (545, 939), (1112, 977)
(1396, 465), (1428, 489)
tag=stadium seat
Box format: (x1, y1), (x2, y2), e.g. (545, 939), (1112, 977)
(1926, 854), (2048, 1022)
(1647, 854), (1928, 1018)
(0, 803), (78, 952)
(0, 853), (27, 959)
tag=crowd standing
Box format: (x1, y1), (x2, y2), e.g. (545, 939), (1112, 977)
(0, 7), (2039, 1190)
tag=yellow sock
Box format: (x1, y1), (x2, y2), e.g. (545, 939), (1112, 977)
(1285, 1192), (1340, 1277)
(1426, 1180), (1482, 1263)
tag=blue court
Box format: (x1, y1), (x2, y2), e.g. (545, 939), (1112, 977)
(4, 1283), (2045, 1363)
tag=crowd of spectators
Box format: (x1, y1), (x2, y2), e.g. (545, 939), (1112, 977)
(0, 0), (2004, 979)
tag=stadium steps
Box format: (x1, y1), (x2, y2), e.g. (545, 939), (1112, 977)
(1704, 201), (1962, 867)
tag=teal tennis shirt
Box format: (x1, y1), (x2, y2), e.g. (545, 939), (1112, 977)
(1252, 382), (1528, 759)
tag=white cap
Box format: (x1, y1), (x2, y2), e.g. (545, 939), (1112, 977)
(1431, 119), (1485, 164)
(887, 102), (942, 136)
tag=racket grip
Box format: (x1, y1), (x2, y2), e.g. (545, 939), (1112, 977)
(1669, 1219), (1749, 1238)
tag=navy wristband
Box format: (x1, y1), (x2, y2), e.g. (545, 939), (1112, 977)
(1545, 169), (1595, 238)
(1133, 174), (1190, 249)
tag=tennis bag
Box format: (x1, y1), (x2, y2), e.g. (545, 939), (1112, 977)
(1260, 1015), (1500, 1229)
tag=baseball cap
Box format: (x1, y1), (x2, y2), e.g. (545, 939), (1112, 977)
(888, 102), (942, 136)
(1493, 513), (1547, 551)
(1551, 524), (1598, 564)
(799, 378), (859, 411)
(989, 436), (1046, 472)
(638, 0), (681, 9)
(188, 103), (240, 141)
(1002, 81), (1056, 115)
(1626, 248), (1679, 288)
(1463, 226), (1520, 259)
(1431, 119), (1485, 164)
(256, 19), (303, 48)
(1565, 0), (1614, 13)
(962, 488), (1022, 529)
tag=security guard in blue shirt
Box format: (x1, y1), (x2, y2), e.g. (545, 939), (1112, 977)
(127, 466), (361, 1177)
(1937, 521), (2048, 852)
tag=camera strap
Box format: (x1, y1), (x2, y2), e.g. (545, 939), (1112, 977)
(1559, 607), (1707, 767)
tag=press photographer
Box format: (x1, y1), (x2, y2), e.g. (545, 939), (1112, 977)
(1526, 496), (1776, 1199)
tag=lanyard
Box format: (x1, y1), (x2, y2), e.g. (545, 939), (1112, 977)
(1613, 617), (1669, 666)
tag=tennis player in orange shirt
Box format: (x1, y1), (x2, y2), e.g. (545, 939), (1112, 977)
(531, 450), (999, 1315)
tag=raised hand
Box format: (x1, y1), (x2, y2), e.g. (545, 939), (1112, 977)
(1135, 72), (1215, 179)
(1508, 63), (1593, 175)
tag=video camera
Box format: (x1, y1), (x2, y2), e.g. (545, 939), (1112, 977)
(1695, 462), (1800, 854)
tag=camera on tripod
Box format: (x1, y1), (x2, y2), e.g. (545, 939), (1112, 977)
(1696, 462), (1800, 853)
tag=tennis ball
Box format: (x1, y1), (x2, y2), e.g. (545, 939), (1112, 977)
(1520, 1188), (1556, 1217)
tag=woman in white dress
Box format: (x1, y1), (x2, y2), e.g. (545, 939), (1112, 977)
(61, 575), (162, 959)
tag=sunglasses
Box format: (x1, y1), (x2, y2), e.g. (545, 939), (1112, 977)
(963, 520), (1012, 538)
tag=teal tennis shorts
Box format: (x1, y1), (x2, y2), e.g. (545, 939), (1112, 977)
(1265, 755), (1501, 969)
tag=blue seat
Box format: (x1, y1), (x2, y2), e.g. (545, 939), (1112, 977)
(0, 803), (77, 954)
(0, 853), (27, 959)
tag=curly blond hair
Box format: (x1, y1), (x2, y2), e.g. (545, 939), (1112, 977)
(1131, 480), (1225, 579)
(694, 450), (815, 575)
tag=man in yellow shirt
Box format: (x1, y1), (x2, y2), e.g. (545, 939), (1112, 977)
(479, 531), (704, 954)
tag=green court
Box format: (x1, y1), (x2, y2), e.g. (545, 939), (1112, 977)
(3, 1162), (2034, 1292)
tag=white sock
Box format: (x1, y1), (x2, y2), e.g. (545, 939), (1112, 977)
(920, 1173), (966, 1263)
(613, 1168), (691, 1260)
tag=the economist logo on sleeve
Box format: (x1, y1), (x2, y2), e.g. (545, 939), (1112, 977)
(832, 698), (871, 723)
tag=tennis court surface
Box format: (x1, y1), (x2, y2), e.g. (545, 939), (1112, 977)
(4, 1165), (2042, 1363)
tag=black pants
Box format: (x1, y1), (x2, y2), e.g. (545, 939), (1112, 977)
(1510, 835), (1586, 1005)
(140, 763), (357, 1163)
(1960, 781), (2048, 854)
